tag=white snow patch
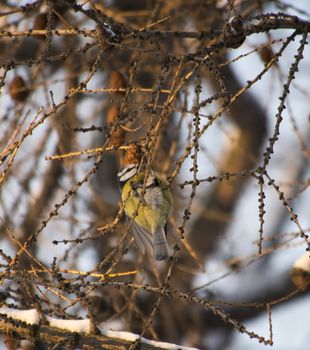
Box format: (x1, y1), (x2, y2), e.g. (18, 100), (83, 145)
(293, 253), (310, 272)
(99, 327), (199, 349)
(0, 307), (40, 325)
(100, 329), (139, 342)
(46, 317), (91, 333)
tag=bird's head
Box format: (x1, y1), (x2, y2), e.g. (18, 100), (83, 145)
(117, 163), (138, 187)
(118, 142), (143, 187)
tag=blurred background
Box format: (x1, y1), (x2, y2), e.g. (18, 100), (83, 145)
(0, 0), (310, 349)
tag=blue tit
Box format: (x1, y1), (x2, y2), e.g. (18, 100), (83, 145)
(118, 164), (172, 261)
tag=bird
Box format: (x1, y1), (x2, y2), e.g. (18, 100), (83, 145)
(118, 163), (172, 261)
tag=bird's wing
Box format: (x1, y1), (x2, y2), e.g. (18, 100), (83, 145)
(126, 217), (154, 257)
(154, 226), (169, 261)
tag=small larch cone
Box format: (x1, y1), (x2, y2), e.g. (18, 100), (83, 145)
(124, 143), (143, 166)
(33, 13), (48, 30)
(106, 71), (127, 146)
(107, 104), (125, 146)
(291, 268), (310, 290)
(33, 12), (49, 39)
(109, 71), (127, 93)
(291, 253), (310, 290)
(9, 76), (29, 102)
(3, 335), (19, 350)
(259, 46), (278, 67)
(223, 15), (245, 49)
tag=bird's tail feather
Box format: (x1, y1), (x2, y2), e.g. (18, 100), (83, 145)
(131, 219), (154, 257)
(154, 227), (169, 261)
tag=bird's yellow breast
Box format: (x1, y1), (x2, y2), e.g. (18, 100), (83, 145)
(121, 172), (172, 232)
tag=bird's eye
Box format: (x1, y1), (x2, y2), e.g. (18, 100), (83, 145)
(137, 181), (143, 188)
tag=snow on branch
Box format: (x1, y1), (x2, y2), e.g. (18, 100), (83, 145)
(0, 307), (199, 350)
